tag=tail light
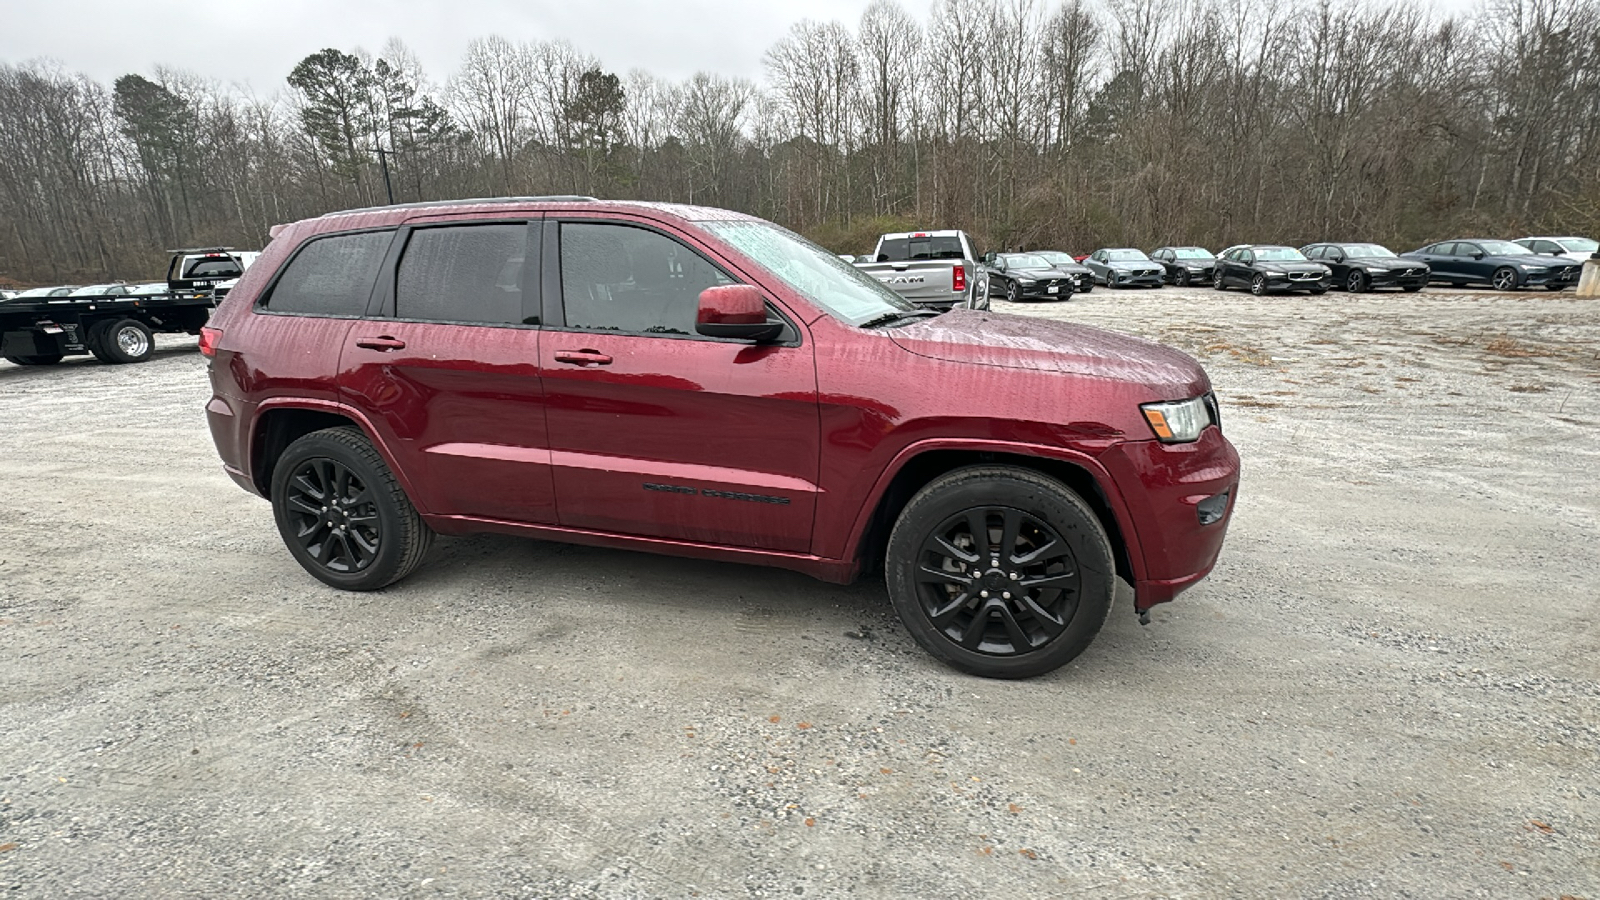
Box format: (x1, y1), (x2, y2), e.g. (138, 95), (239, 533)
(199, 326), (222, 357)
(952, 264), (967, 292)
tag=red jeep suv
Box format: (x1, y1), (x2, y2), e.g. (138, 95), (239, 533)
(202, 197), (1239, 678)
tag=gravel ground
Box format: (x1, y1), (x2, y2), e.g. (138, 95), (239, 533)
(1, 286), (1596, 898)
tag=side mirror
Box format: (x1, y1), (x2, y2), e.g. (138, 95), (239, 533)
(696, 285), (783, 342)
(983, 252), (996, 264)
(1472, 252), (1485, 260)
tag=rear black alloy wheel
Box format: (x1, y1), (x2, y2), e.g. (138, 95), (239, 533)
(271, 427), (433, 590)
(1006, 280), (1020, 303)
(100, 319), (154, 364)
(1346, 270), (1368, 293)
(886, 466), (1115, 679)
(1491, 267), (1519, 292)
(1251, 273), (1269, 295)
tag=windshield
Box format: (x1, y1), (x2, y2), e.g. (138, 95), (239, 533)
(1340, 244), (1395, 258)
(876, 235), (965, 261)
(1476, 240), (1529, 256)
(1105, 249), (1149, 261)
(1033, 251), (1077, 265)
(68, 284), (115, 296)
(1255, 247), (1307, 261)
(1173, 247), (1214, 259)
(704, 221), (914, 326)
(1558, 238), (1597, 253)
(1003, 254), (1051, 269)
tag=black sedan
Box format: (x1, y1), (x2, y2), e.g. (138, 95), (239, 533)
(1213, 245), (1330, 295)
(1300, 243), (1429, 293)
(1084, 248), (1164, 287)
(984, 253), (1077, 302)
(1027, 251), (1096, 293)
(1149, 247), (1217, 286)
(1401, 239), (1581, 291)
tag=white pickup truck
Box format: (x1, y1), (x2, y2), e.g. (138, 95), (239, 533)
(853, 230), (989, 311)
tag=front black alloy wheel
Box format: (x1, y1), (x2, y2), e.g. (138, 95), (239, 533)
(1175, 268), (1190, 287)
(1006, 280), (1020, 303)
(1251, 273), (1269, 295)
(272, 427), (433, 590)
(1491, 267), (1519, 292)
(1346, 270), (1367, 293)
(1213, 269), (1227, 291)
(886, 466), (1115, 679)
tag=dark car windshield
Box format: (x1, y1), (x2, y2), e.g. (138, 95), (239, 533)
(1339, 244), (1396, 258)
(1001, 254), (1051, 269)
(1255, 247), (1308, 261)
(1105, 249), (1149, 261)
(1172, 247), (1214, 259)
(704, 221), (913, 326)
(1477, 239), (1531, 256)
(1033, 251), (1078, 265)
(876, 235), (965, 261)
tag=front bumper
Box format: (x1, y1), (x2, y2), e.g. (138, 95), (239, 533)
(1366, 268), (1429, 289)
(1098, 426), (1241, 611)
(1108, 270), (1165, 287)
(1522, 267), (1581, 289)
(1264, 273), (1328, 292)
(1167, 266), (1214, 284)
(1015, 281), (1074, 300)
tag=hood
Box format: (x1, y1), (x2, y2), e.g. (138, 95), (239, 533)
(1012, 266), (1070, 278)
(888, 309), (1209, 395)
(1106, 259), (1157, 270)
(1049, 263), (1092, 275)
(1258, 261), (1326, 273)
(1345, 256), (1410, 268)
(1498, 254), (1574, 268)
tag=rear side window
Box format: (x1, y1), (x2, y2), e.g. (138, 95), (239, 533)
(263, 231), (392, 316)
(396, 224), (530, 325)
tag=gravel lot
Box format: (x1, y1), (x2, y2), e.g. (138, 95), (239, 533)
(2, 286), (1597, 898)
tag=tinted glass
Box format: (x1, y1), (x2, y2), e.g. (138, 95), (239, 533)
(1255, 247), (1307, 261)
(1564, 238), (1597, 253)
(1477, 240), (1525, 256)
(1303, 246), (1325, 259)
(397, 224), (528, 325)
(562, 223), (734, 336)
(184, 258), (243, 278)
(265, 231), (392, 316)
(1106, 249), (1148, 261)
(877, 236), (964, 261)
(1175, 247), (1213, 259)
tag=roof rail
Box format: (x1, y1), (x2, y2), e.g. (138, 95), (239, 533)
(320, 196), (600, 218)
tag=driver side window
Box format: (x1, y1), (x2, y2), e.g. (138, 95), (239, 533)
(559, 222), (734, 337)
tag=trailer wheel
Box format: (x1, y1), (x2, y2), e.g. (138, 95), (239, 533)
(85, 320), (116, 363)
(3, 354), (65, 366)
(100, 319), (154, 364)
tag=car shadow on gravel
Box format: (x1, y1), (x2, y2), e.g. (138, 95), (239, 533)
(0, 343), (198, 380)
(376, 531), (1164, 682)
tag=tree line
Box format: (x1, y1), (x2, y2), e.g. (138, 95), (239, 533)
(1, 0), (1597, 286)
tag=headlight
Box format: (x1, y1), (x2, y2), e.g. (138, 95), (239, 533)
(1188, 266), (1206, 272)
(1521, 265), (1548, 272)
(1365, 266), (1387, 273)
(1141, 396), (1213, 443)
(1019, 277), (1037, 285)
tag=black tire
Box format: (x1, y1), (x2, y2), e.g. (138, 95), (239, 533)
(1251, 273), (1269, 296)
(1174, 268), (1190, 287)
(1078, 281), (1092, 294)
(885, 466), (1116, 679)
(3, 353), (64, 366)
(86, 320), (116, 363)
(1545, 284), (1567, 292)
(1213, 269), (1227, 291)
(1006, 280), (1020, 303)
(1491, 267), (1519, 292)
(99, 319), (154, 364)
(1403, 285), (1422, 293)
(1346, 270), (1368, 293)
(271, 427), (433, 591)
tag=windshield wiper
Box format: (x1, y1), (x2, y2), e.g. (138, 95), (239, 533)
(860, 309), (942, 329)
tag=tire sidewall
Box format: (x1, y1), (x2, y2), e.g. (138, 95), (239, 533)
(104, 319), (153, 364)
(270, 430), (413, 591)
(885, 469), (1116, 679)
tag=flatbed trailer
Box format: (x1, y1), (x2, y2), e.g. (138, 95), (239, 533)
(0, 291), (215, 366)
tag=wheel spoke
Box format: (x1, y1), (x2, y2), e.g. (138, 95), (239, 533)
(998, 509), (1022, 563)
(1021, 572), (1077, 591)
(932, 535), (979, 565)
(293, 472), (325, 501)
(928, 593), (971, 629)
(917, 564), (972, 587)
(349, 528), (379, 558)
(314, 535), (335, 564)
(334, 464), (352, 501)
(960, 604), (991, 649)
(287, 494), (321, 516)
(996, 605), (1034, 651)
(1012, 538), (1069, 567)
(1018, 594), (1067, 633)
(965, 511), (991, 559)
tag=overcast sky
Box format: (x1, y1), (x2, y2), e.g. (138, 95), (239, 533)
(6, 0), (1482, 93)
